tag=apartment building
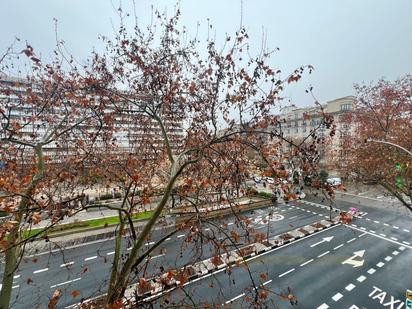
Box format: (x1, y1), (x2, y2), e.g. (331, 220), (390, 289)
(0, 74), (184, 162)
(273, 96), (356, 175)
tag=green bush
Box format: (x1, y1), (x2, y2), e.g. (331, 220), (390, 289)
(99, 193), (114, 200)
(114, 192), (122, 199)
(257, 191), (273, 199)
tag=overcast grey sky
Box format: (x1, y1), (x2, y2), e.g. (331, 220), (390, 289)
(1, 0), (411, 107)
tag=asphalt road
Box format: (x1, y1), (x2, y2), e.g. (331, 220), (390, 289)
(148, 198), (411, 308)
(1, 200), (330, 308)
(1, 196), (410, 308)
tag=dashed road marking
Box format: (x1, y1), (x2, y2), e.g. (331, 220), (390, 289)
(225, 293), (245, 304)
(146, 241), (156, 245)
(399, 246), (405, 251)
(205, 228), (210, 232)
(332, 292), (343, 301)
(263, 279), (272, 285)
(390, 237), (398, 241)
(107, 251), (115, 256)
(60, 262), (74, 268)
(279, 268), (295, 278)
(177, 234), (185, 238)
(369, 230), (376, 233)
(334, 244), (344, 250)
(318, 251), (330, 258)
(33, 268), (48, 274)
(347, 238), (356, 243)
(358, 232), (367, 237)
(393, 226), (399, 229)
(373, 220), (380, 224)
(165, 238), (171, 241)
(402, 241), (410, 245)
(379, 233), (387, 237)
(84, 256), (97, 261)
(317, 304), (329, 309)
(50, 277), (81, 289)
(384, 256), (392, 262)
(365, 218), (371, 221)
(392, 250), (399, 255)
(367, 268), (376, 274)
(300, 259), (314, 267)
(228, 222), (234, 226)
(345, 283), (356, 291)
(357, 275), (366, 282)
(376, 262), (385, 268)
(12, 285), (19, 289)
(13, 275), (20, 279)
(403, 229), (410, 233)
(383, 223), (389, 226)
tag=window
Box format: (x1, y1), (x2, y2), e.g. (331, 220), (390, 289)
(340, 103), (352, 111)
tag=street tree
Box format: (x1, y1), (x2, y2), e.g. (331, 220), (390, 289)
(82, 9), (333, 307)
(339, 76), (412, 211)
(0, 44), (109, 308)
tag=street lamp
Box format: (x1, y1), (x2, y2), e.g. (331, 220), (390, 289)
(366, 138), (412, 158)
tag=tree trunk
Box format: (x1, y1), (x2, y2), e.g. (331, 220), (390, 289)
(0, 145), (44, 309)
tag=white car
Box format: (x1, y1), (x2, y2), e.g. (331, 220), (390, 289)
(327, 177), (342, 186)
(265, 177), (274, 184)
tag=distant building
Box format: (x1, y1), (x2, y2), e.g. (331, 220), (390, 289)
(0, 74), (184, 162)
(272, 96), (356, 175)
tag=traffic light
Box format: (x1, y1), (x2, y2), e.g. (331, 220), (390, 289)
(395, 163), (403, 189)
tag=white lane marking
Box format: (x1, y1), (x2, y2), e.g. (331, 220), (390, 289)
(127, 247), (132, 251)
(359, 232), (367, 237)
(332, 292), (343, 301)
(391, 237), (398, 241)
(279, 268), (295, 277)
(393, 226), (399, 229)
(376, 262), (385, 268)
(60, 262), (74, 268)
(12, 285), (19, 289)
(33, 268), (48, 274)
(365, 218), (371, 221)
(403, 241), (411, 245)
(392, 250), (399, 255)
(50, 277), (81, 289)
(357, 275), (366, 282)
(347, 238), (356, 243)
(346, 225), (412, 249)
(403, 229), (410, 233)
(300, 259), (314, 267)
(334, 244), (344, 250)
(345, 283), (356, 291)
(379, 233), (387, 237)
(84, 256), (97, 261)
(228, 222), (234, 226)
(13, 275), (20, 279)
(107, 251), (115, 256)
(383, 223), (389, 227)
(369, 230), (376, 233)
(151, 254), (165, 259)
(318, 251), (330, 258)
(373, 220), (380, 224)
(351, 224), (358, 227)
(225, 293), (245, 304)
(145, 241), (155, 245)
(205, 228), (210, 231)
(384, 256), (392, 262)
(145, 224), (342, 303)
(263, 279), (272, 285)
(399, 246), (405, 251)
(177, 234), (185, 238)
(317, 303), (329, 309)
(367, 268), (376, 274)
(290, 216), (298, 219)
(165, 238), (171, 241)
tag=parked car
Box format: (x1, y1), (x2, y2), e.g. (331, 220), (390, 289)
(253, 176), (262, 183)
(326, 177), (342, 186)
(265, 177), (274, 184)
